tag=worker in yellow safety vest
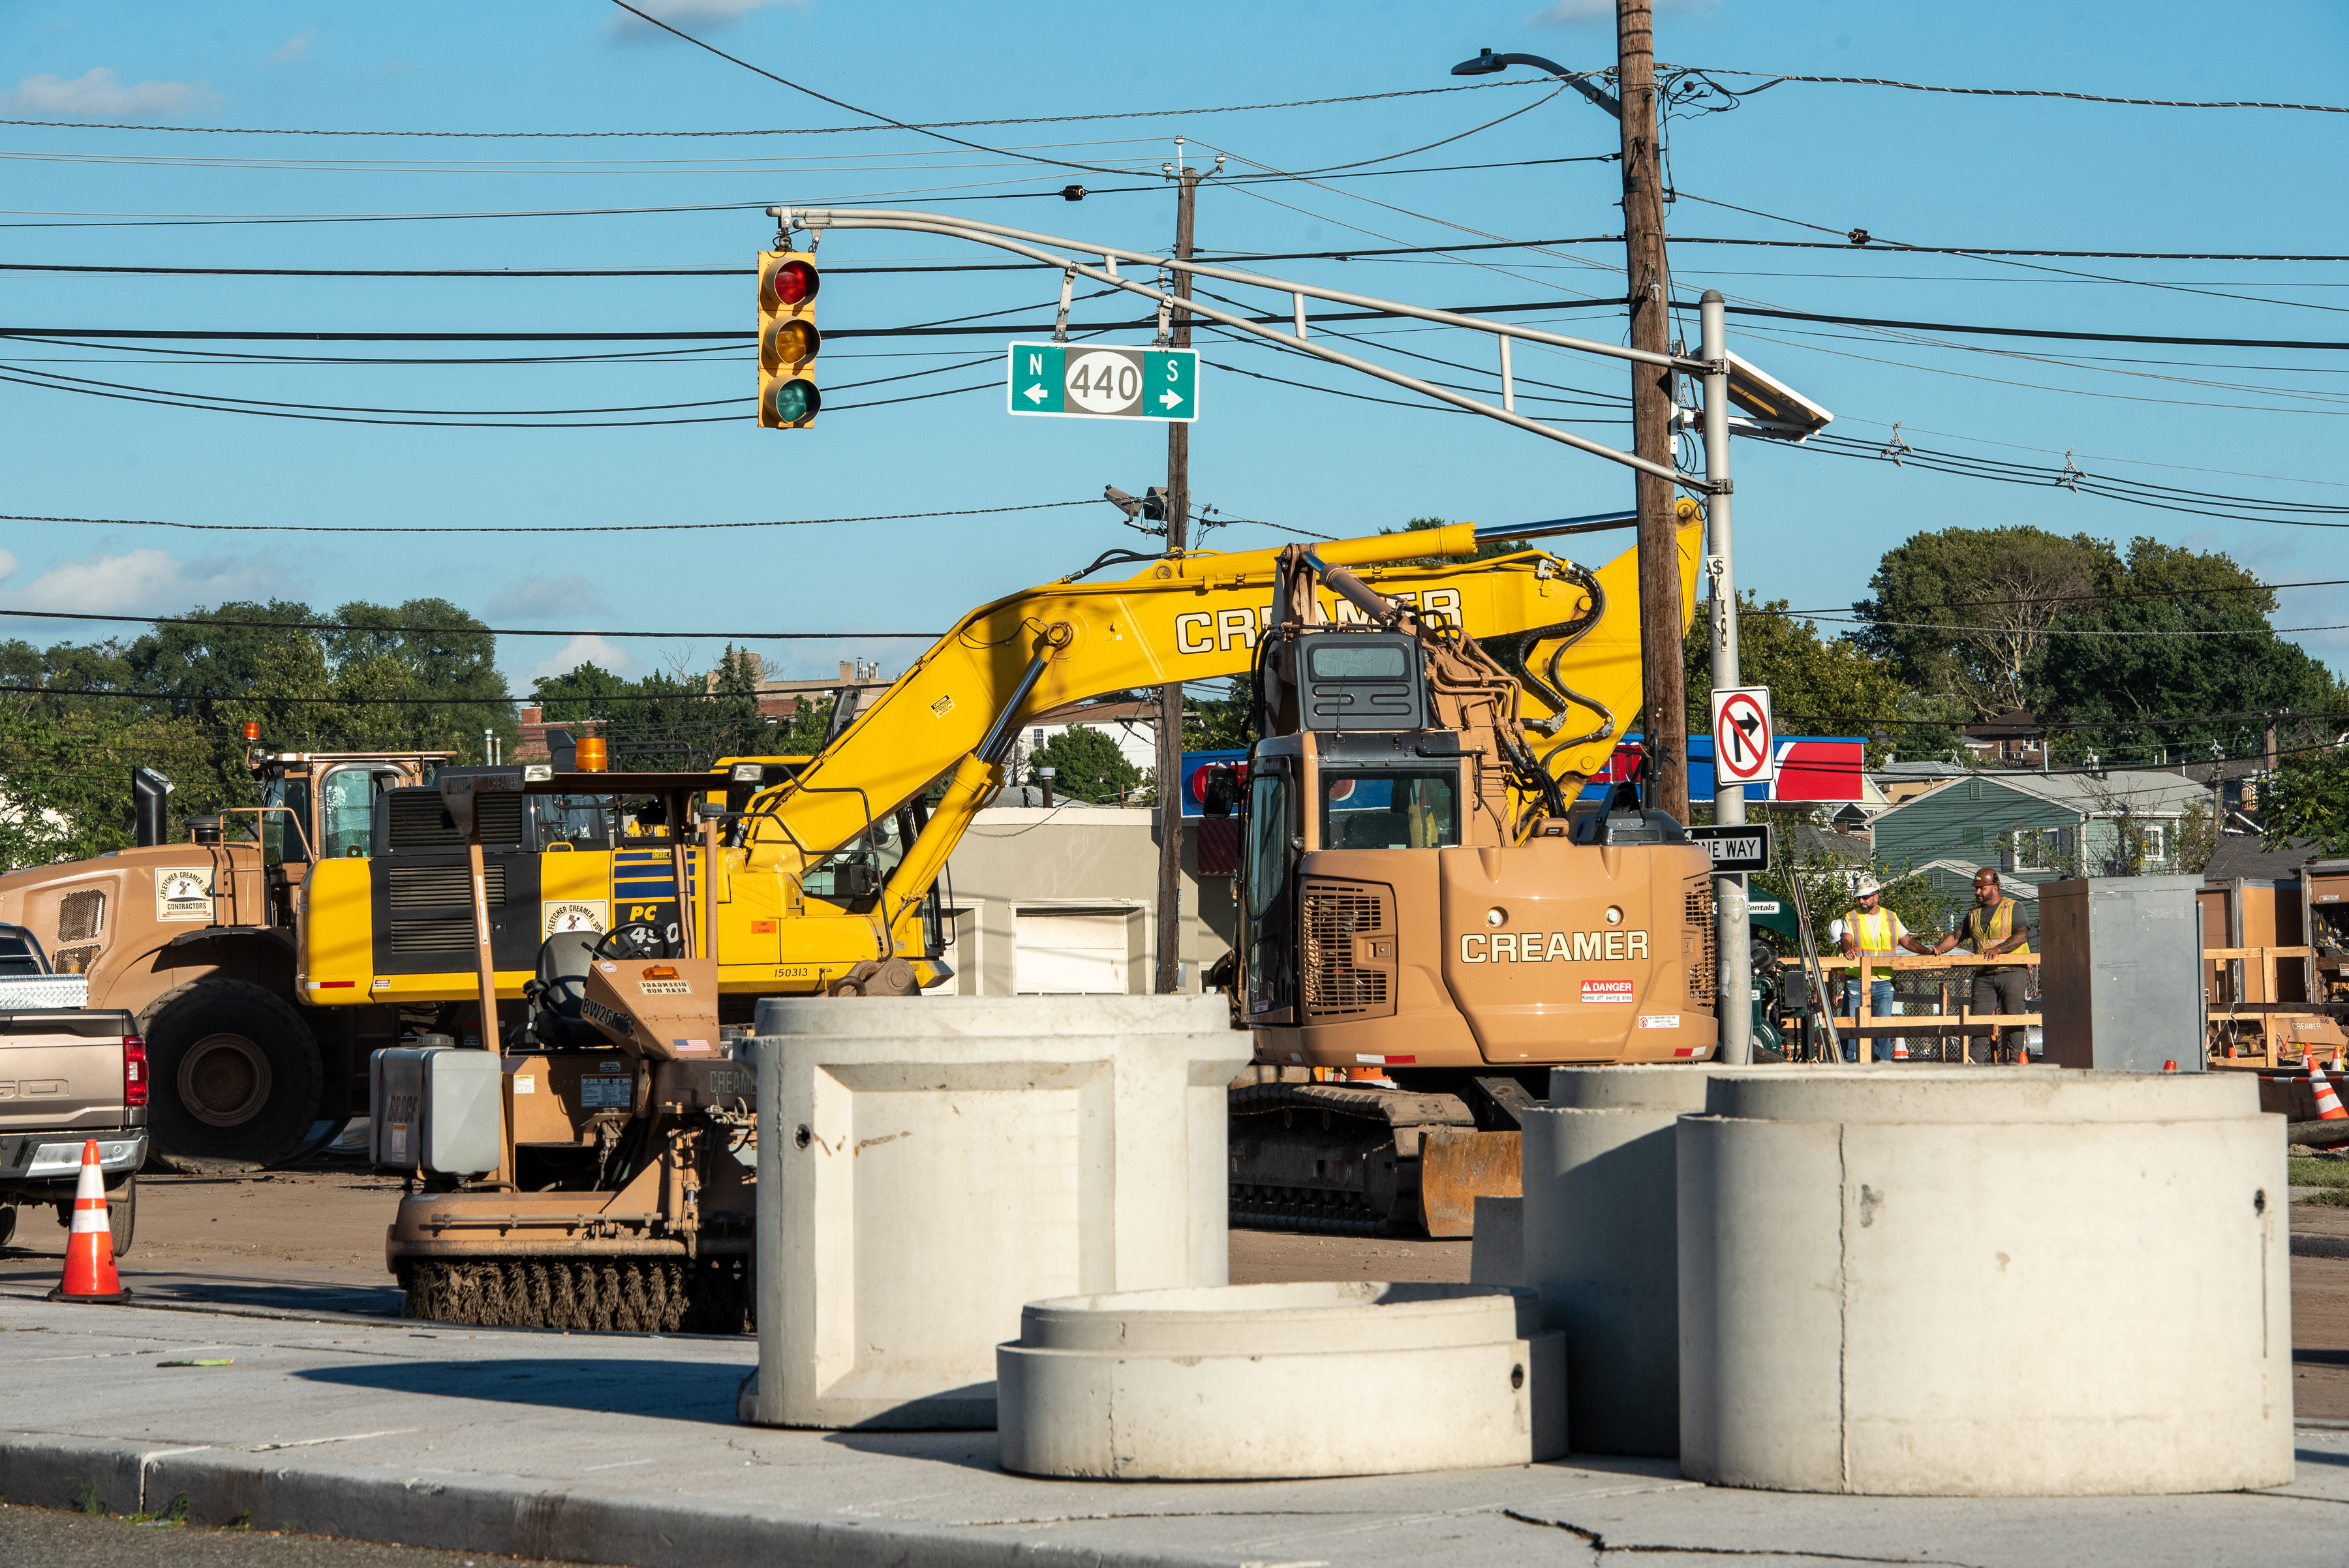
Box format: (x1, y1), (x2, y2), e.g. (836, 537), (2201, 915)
(1932, 865), (2034, 1063)
(1837, 875), (1933, 1062)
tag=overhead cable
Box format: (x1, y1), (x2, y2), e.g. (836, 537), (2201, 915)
(0, 500), (1095, 534)
(1672, 66), (2349, 115)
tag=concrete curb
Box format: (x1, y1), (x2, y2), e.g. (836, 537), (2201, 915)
(1, 1436), (1244, 1568)
(2292, 1233), (2349, 1259)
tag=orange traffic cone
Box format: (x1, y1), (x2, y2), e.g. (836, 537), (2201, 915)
(2312, 1059), (2349, 1122)
(1890, 1038), (1909, 1061)
(48, 1141), (127, 1304)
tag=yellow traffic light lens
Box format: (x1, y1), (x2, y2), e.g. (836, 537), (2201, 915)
(767, 379), (820, 424)
(764, 258), (819, 309)
(763, 317), (821, 369)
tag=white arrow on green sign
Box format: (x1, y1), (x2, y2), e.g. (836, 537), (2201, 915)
(1005, 343), (1199, 423)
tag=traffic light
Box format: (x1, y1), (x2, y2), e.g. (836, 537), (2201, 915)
(757, 249), (821, 429)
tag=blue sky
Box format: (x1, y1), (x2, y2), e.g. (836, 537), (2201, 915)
(4, 0), (2346, 701)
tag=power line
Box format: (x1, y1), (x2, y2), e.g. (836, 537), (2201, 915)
(19, 295), (2349, 353)
(1763, 576), (2349, 617)
(0, 499), (1092, 535)
(1793, 434), (2349, 530)
(0, 78), (1538, 140)
(1674, 66), (2349, 115)
(1668, 237), (2349, 263)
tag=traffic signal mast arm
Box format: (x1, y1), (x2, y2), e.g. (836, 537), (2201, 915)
(768, 208), (1721, 491)
(738, 514), (1702, 891)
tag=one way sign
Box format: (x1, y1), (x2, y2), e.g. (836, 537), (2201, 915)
(1686, 823), (1774, 874)
(1711, 685), (1777, 785)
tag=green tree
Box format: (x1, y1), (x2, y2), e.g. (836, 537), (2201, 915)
(2028, 538), (2344, 763)
(1182, 677), (1251, 752)
(1854, 526), (2115, 716)
(1030, 727), (1144, 804)
(2265, 748), (2349, 854)
(1684, 592), (1924, 762)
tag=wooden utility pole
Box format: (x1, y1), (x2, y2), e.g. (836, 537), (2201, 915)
(1154, 166), (1201, 994)
(1616, 0), (1687, 821)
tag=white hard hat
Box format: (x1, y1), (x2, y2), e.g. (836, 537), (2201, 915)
(1854, 876), (1882, 898)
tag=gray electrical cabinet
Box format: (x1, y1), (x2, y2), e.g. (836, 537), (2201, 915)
(2038, 876), (2205, 1072)
(371, 1044), (503, 1177)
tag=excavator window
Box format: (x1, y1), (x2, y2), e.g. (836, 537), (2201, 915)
(1320, 771), (1460, 851)
(1241, 765), (1298, 1020)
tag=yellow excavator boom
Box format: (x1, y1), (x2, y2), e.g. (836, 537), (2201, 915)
(744, 509), (1701, 876)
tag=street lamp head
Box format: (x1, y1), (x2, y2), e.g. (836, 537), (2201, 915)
(1452, 47), (1503, 76)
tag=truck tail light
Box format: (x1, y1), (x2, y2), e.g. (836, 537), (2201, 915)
(123, 1034), (149, 1107)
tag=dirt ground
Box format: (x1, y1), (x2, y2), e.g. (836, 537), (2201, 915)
(3, 1163), (2341, 1419)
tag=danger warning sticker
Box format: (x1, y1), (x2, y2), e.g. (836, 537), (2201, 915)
(1637, 1013), (1681, 1030)
(1582, 979), (1635, 1004)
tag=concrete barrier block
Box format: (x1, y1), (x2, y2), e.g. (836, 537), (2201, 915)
(1679, 1068), (2294, 1496)
(996, 1282), (1564, 1478)
(1468, 1195), (1524, 1285)
(741, 994), (1250, 1430)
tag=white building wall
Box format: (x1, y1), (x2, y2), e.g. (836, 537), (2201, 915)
(929, 805), (1232, 998)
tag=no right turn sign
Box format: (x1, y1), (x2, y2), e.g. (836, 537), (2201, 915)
(1712, 686), (1776, 785)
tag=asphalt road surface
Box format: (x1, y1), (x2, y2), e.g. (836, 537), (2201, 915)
(0, 1504), (630, 1568)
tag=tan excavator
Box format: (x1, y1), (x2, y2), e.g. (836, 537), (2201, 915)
(365, 514), (1694, 1327)
(1225, 521), (1716, 1238)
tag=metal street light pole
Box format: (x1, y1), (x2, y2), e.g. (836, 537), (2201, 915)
(1701, 290), (1751, 1064)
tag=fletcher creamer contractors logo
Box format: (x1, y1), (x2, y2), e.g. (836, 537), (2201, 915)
(1460, 929), (1650, 964)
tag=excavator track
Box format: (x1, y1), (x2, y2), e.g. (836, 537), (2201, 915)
(400, 1255), (752, 1335)
(1227, 1081), (1479, 1237)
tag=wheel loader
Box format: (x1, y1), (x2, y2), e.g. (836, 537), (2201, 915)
(0, 735), (449, 1165)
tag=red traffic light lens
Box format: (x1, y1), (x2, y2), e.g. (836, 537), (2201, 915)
(763, 317), (821, 368)
(765, 258), (819, 309)
(767, 378), (820, 424)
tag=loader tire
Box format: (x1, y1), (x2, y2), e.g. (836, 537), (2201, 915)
(144, 979), (322, 1168)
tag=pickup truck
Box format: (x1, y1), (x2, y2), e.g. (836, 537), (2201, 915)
(0, 923), (147, 1252)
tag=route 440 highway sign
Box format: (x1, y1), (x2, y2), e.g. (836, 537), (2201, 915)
(1006, 343), (1199, 423)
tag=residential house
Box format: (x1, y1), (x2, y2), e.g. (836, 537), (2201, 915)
(1871, 760), (1971, 808)
(1963, 709), (2047, 766)
(1867, 767), (2213, 906)
(1011, 698), (1160, 783)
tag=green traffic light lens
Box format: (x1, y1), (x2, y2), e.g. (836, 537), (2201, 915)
(769, 379), (820, 424)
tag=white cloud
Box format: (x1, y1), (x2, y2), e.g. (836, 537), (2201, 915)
(266, 29), (317, 65)
(1531, 0), (1716, 23)
(604, 0), (804, 42)
(0, 551), (16, 583)
(1, 548), (276, 617)
(530, 633), (636, 681)
(9, 67), (221, 119)
(487, 574), (608, 622)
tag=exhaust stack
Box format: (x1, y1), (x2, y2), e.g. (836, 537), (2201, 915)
(131, 768), (174, 848)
